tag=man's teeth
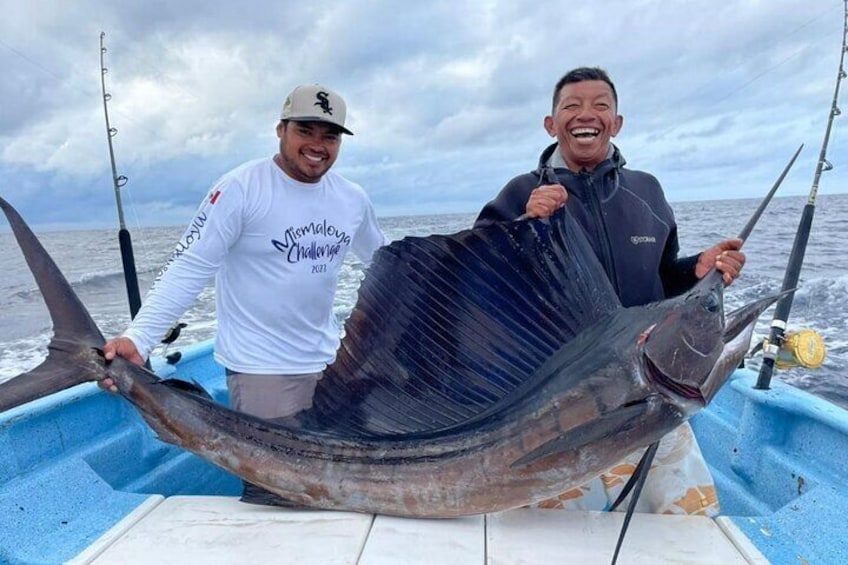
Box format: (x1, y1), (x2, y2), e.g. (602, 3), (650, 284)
(304, 154), (324, 162)
(571, 128), (599, 138)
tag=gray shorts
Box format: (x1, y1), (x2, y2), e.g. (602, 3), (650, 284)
(226, 371), (321, 420)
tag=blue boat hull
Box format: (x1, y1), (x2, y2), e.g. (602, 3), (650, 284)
(1, 340), (846, 564)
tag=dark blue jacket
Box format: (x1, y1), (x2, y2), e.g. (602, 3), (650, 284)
(474, 143), (699, 307)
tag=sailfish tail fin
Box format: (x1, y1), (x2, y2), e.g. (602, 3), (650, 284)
(0, 196), (106, 412)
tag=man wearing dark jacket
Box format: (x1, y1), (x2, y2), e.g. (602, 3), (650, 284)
(475, 67), (744, 307)
(474, 67), (744, 515)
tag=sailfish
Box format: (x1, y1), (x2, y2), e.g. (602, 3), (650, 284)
(0, 147), (797, 561)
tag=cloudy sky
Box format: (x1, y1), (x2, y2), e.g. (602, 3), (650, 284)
(1, 0), (846, 229)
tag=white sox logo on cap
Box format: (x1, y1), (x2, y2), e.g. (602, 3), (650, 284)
(280, 84), (353, 135)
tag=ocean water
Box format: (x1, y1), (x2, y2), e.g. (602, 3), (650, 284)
(1, 194), (846, 410)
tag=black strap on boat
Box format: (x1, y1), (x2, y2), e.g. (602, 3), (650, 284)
(608, 441), (656, 513)
(607, 440), (659, 565)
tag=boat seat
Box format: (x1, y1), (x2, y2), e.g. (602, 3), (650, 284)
(77, 496), (765, 564)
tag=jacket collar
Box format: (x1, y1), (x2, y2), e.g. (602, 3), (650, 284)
(536, 142), (626, 179)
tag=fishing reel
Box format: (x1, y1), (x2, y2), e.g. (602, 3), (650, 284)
(751, 329), (827, 369)
(161, 322), (188, 365)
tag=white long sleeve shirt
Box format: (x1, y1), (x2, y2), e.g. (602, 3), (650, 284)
(124, 157), (386, 374)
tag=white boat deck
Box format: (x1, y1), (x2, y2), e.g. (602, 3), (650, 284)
(70, 496), (768, 564)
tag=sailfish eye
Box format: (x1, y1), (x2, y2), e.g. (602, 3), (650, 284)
(701, 292), (720, 313)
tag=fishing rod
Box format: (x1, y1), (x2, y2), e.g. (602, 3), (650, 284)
(99, 31), (142, 319)
(755, 0), (847, 389)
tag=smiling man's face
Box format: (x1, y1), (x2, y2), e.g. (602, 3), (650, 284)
(544, 80), (623, 172)
(275, 120), (342, 183)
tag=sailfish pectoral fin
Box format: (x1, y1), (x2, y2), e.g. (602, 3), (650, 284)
(158, 378), (215, 400)
(509, 402), (649, 469)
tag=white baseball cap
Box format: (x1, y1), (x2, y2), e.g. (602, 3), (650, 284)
(280, 84), (353, 135)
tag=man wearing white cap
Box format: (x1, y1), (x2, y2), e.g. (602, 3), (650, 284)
(102, 85), (386, 503)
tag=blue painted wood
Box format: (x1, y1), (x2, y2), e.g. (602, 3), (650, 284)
(691, 369), (848, 564)
(0, 342), (238, 565)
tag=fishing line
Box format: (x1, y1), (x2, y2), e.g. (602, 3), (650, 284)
(0, 35), (164, 140)
(647, 12), (841, 144)
(0, 37), (66, 83)
(678, 4), (840, 111)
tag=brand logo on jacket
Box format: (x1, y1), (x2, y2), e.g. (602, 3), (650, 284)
(630, 235), (657, 245)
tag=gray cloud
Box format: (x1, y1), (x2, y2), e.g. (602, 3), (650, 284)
(0, 0), (845, 229)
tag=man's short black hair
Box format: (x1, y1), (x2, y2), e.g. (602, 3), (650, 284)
(552, 67), (618, 113)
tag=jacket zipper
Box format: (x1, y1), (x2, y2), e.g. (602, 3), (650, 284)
(584, 173), (620, 295)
